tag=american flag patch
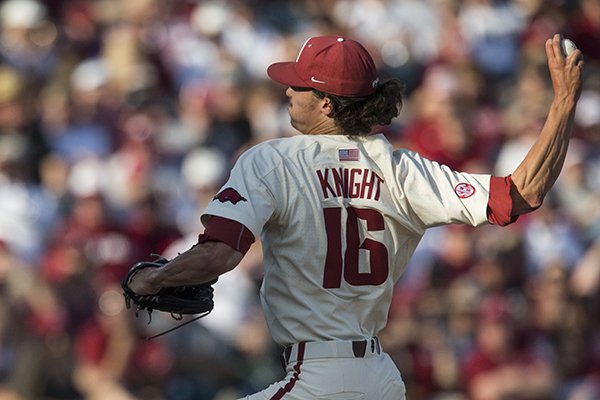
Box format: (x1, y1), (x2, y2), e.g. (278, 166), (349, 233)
(338, 148), (359, 161)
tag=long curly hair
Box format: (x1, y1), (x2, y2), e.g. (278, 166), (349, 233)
(312, 79), (405, 137)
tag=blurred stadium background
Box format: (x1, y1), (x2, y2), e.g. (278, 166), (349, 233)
(0, 0), (598, 399)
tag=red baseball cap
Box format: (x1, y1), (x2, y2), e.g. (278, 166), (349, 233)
(267, 35), (379, 97)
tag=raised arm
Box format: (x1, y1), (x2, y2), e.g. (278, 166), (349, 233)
(510, 34), (584, 215)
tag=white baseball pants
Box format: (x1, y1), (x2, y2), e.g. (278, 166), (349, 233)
(239, 338), (406, 400)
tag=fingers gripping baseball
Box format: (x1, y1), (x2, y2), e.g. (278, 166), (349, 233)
(545, 34), (583, 102)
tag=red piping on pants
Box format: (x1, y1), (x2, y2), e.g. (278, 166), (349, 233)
(271, 342), (305, 399)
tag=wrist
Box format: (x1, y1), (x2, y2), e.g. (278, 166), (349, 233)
(551, 95), (577, 111)
(146, 268), (163, 293)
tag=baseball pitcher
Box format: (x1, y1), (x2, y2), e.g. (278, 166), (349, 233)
(125, 34), (583, 399)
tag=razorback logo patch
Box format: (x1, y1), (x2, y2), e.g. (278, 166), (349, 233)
(213, 187), (247, 204)
(454, 183), (475, 199)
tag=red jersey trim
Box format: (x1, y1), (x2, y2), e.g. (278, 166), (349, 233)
(487, 175), (518, 226)
(197, 216), (255, 255)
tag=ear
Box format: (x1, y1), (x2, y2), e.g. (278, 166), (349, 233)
(320, 97), (334, 116)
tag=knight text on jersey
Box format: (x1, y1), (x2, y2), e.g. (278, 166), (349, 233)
(316, 168), (384, 201)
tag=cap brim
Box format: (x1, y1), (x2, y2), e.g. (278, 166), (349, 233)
(267, 62), (310, 88)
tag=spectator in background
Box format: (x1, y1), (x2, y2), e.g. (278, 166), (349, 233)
(401, 66), (486, 172)
(463, 295), (556, 400)
(522, 200), (585, 275)
(527, 264), (595, 398)
(567, 0), (600, 64)
(158, 81), (212, 160)
(73, 284), (136, 400)
(0, 66), (55, 262)
(44, 58), (114, 163)
(458, 0), (526, 81)
(0, 0), (57, 80)
(174, 146), (228, 236)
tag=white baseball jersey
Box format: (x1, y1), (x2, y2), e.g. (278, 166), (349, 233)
(203, 133), (493, 347)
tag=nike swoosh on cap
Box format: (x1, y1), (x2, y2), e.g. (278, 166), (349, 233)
(311, 76), (327, 84)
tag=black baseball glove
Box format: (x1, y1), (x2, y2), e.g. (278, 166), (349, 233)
(121, 255), (217, 338)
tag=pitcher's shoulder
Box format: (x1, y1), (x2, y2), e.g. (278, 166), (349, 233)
(234, 136), (318, 172)
(249, 135), (317, 152)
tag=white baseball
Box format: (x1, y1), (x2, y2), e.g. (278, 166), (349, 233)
(560, 38), (577, 57)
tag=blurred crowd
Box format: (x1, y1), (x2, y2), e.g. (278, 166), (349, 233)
(0, 0), (598, 399)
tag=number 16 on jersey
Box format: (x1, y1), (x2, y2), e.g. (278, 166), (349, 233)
(322, 206), (389, 288)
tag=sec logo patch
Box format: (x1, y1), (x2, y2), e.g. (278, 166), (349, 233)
(454, 183), (475, 199)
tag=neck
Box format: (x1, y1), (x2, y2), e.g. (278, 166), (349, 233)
(303, 119), (342, 135)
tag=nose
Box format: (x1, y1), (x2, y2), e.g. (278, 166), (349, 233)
(285, 87), (293, 97)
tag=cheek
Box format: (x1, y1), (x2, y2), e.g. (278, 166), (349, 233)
(289, 98), (306, 115)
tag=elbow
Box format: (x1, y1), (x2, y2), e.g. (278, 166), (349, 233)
(203, 257), (232, 278)
(183, 240), (242, 281)
(524, 198), (544, 214)
(512, 190), (544, 216)
(509, 174), (546, 215)
(204, 241), (243, 275)
(522, 189), (545, 210)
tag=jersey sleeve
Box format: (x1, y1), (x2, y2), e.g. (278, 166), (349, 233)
(198, 215), (255, 255)
(201, 146), (277, 239)
(395, 150), (494, 230)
